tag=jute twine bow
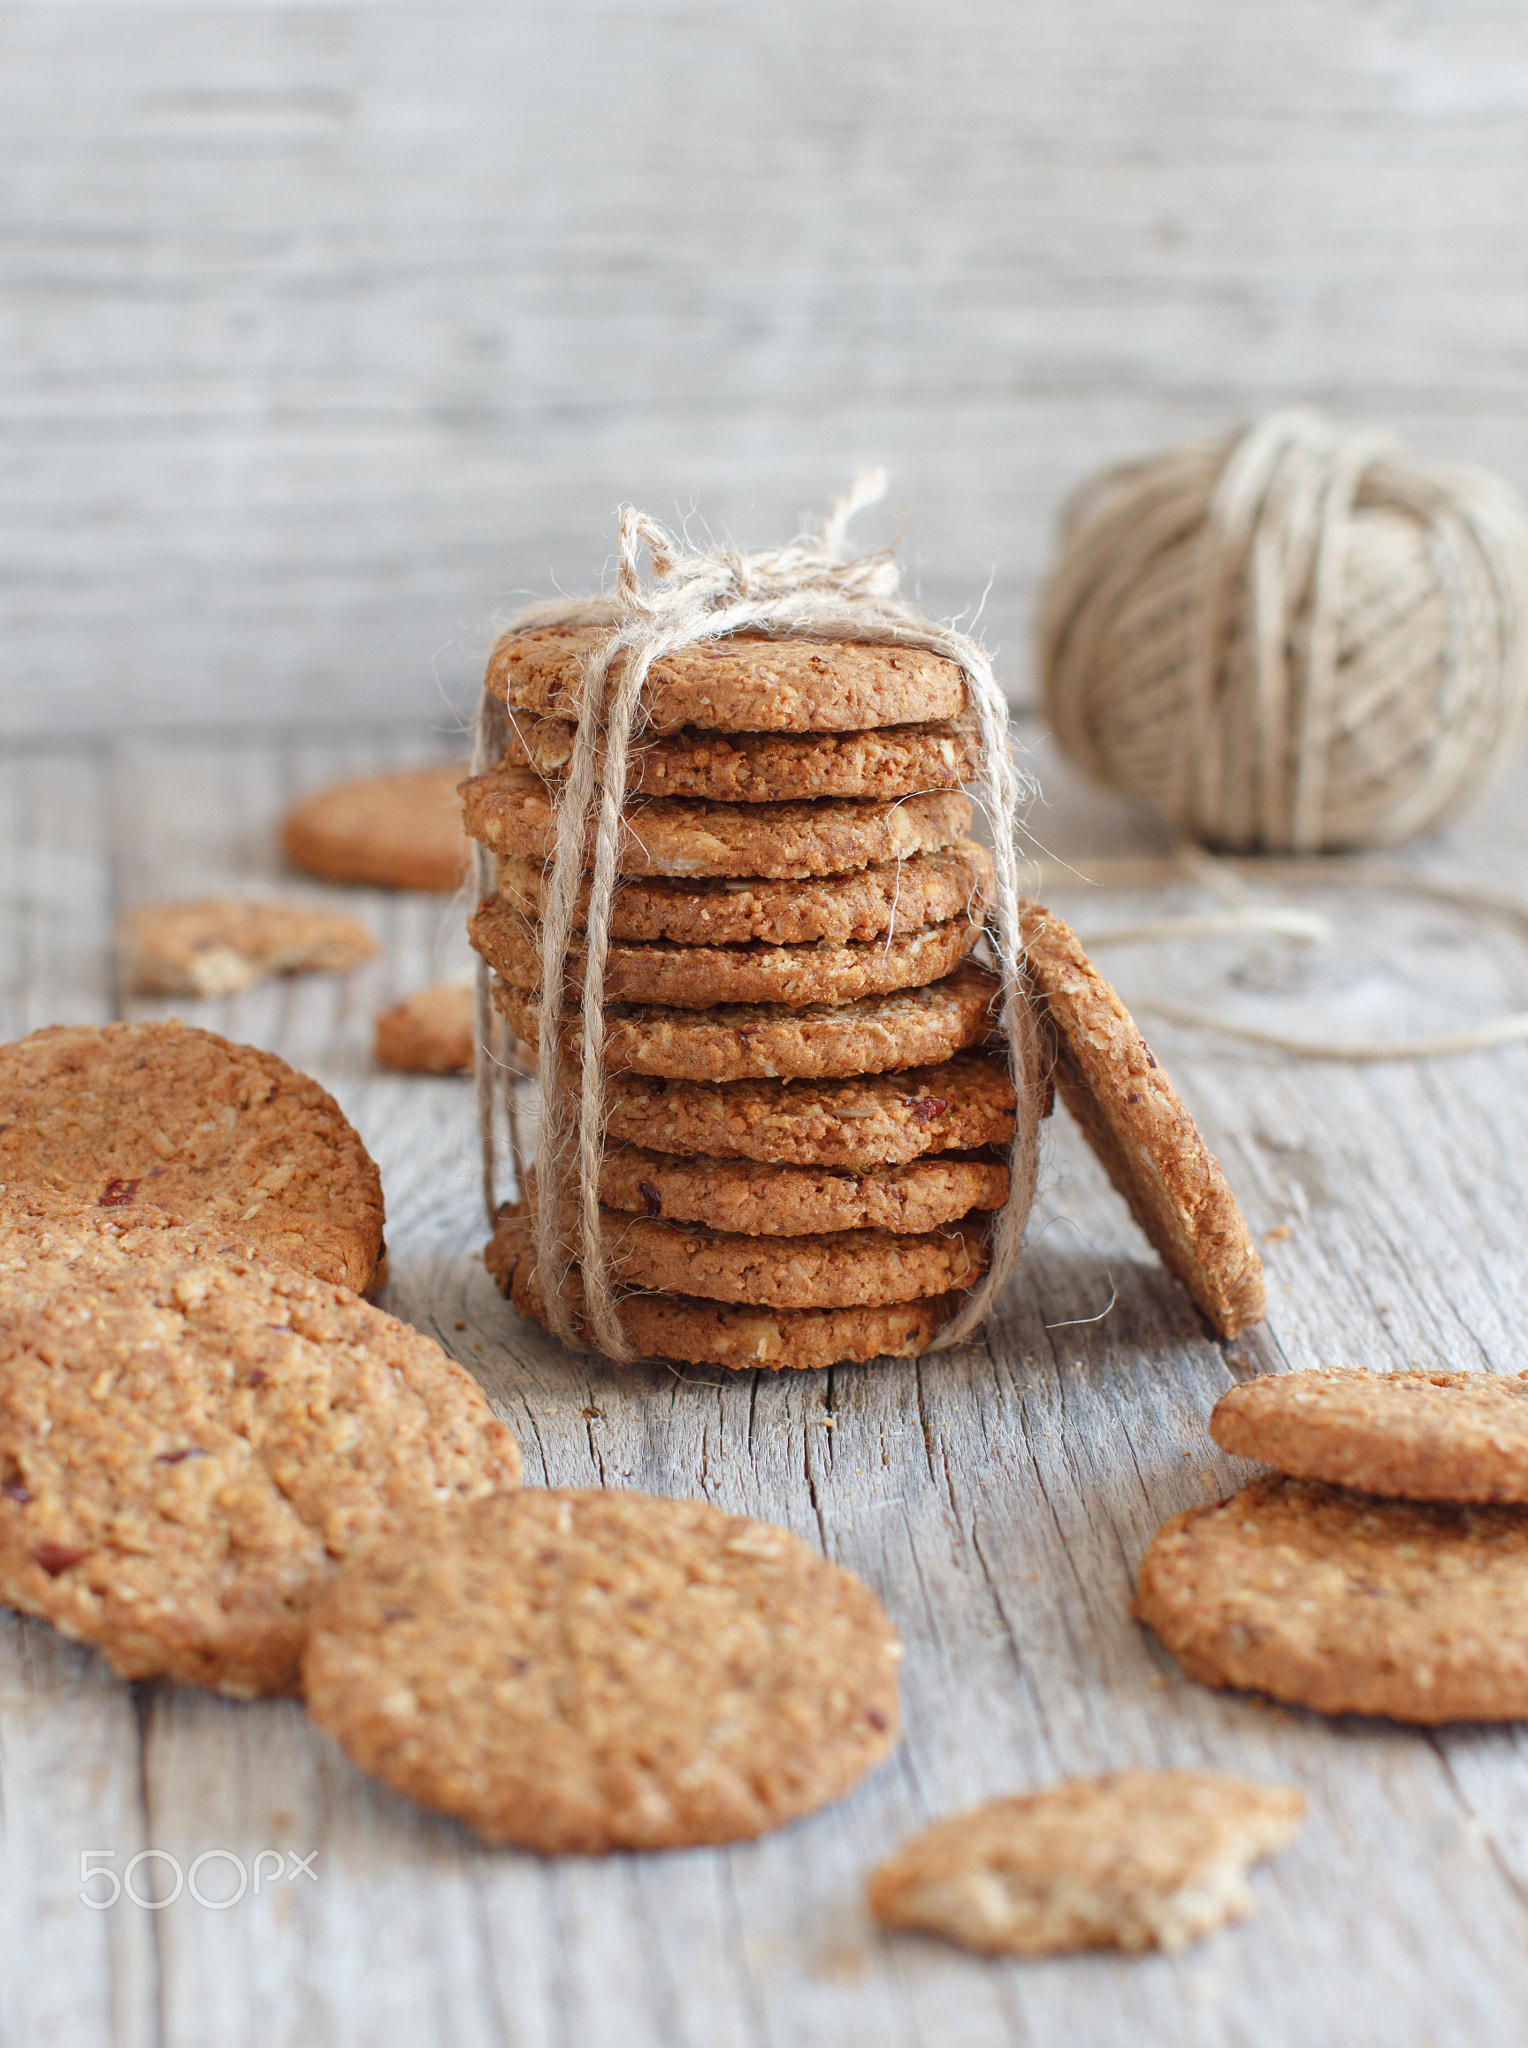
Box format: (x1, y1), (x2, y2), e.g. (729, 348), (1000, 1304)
(1041, 407), (1528, 854)
(476, 473), (1035, 1363)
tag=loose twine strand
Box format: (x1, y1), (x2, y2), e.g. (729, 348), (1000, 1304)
(1041, 407), (1528, 854)
(479, 475), (1036, 1361)
(1035, 849), (1528, 1061)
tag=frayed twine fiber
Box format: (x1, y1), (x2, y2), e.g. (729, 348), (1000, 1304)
(475, 473), (1036, 1363)
(1032, 849), (1528, 1062)
(1040, 407), (1528, 854)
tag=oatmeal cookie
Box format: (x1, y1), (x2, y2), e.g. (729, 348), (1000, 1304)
(488, 1204), (962, 1369)
(0, 1204), (519, 1697)
(281, 761), (470, 891)
(489, 623), (968, 735)
(495, 843), (991, 946)
(596, 1143), (1008, 1236)
(0, 1020), (384, 1293)
(470, 897), (981, 1011)
(1209, 1367), (1528, 1504)
(1020, 906), (1264, 1340)
(503, 714), (980, 802)
(493, 962), (1001, 1083)
(1135, 1472), (1528, 1722)
(303, 1488), (900, 1851)
(374, 984), (475, 1074)
(460, 764), (971, 880)
(597, 1053), (1024, 1170)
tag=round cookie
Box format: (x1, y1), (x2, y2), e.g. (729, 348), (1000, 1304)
(121, 899), (377, 998)
(868, 1772), (1304, 1956)
(302, 1487), (901, 1851)
(1134, 1472), (1528, 1722)
(0, 1203), (520, 1697)
(470, 898), (982, 1011)
(1020, 905), (1265, 1341)
(489, 1207), (963, 1367)
(597, 1144), (1008, 1236)
(503, 714), (981, 802)
(541, 1207), (990, 1308)
(281, 761), (471, 891)
(374, 984), (475, 1074)
(0, 1020), (385, 1293)
(489, 622), (968, 735)
(1210, 1366), (1528, 1503)
(460, 763), (972, 880)
(599, 1052), (1023, 1170)
(496, 843), (992, 946)
(494, 961), (1002, 1083)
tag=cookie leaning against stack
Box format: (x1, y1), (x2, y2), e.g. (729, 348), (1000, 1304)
(467, 625), (1041, 1369)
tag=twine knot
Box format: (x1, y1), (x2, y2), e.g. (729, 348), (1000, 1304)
(613, 471), (904, 630)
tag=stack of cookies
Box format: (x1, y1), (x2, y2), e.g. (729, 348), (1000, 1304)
(1136, 1365), (1528, 1723)
(464, 622), (1039, 1370)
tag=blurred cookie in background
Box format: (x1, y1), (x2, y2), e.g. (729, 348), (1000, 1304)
(282, 761), (471, 892)
(375, 983), (475, 1074)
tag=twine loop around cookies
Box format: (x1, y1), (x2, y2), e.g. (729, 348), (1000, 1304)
(477, 475), (1036, 1364)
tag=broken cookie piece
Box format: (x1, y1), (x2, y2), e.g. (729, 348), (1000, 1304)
(122, 899), (377, 997)
(868, 1770), (1302, 1955)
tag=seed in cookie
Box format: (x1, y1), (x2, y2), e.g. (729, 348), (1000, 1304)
(0, 1204), (520, 1697)
(303, 1487), (901, 1851)
(494, 961), (1002, 1083)
(0, 1020), (384, 1293)
(1210, 1367), (1528, 1504)
(503, 714), (981, 801)
(374, 984), (475, 1074)
(1135, 1472), (1528, 1722)
(122, 899), (378, 998)
(488, 1204), (963, 1367)
(470, 898), (982, 1011)
(599, 1053), (1023, 1170)
(496, 843), (992, 946)
(867, 1771), (1303, 1955)
(1020, 904), (1265, 1341)
(460, 763), (972, 880)
(489, 622), (968, 735)
(597, 1143), (1008, 1235)
(282, 761), (471, 891)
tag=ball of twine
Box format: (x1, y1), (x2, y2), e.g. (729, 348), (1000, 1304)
(1038, 407), (1528, 853)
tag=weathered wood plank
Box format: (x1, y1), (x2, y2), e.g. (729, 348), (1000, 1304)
(8, 2), (1528, 734)
(10, 721), (1528, 2043)
(0, 746), (160, 2048)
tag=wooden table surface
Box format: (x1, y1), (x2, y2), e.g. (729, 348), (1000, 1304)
(7, 718), (1528, 2048)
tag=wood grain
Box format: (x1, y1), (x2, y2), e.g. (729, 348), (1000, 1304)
(7, 2), (1528, 734)
(7, 721), (1528, 2042)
